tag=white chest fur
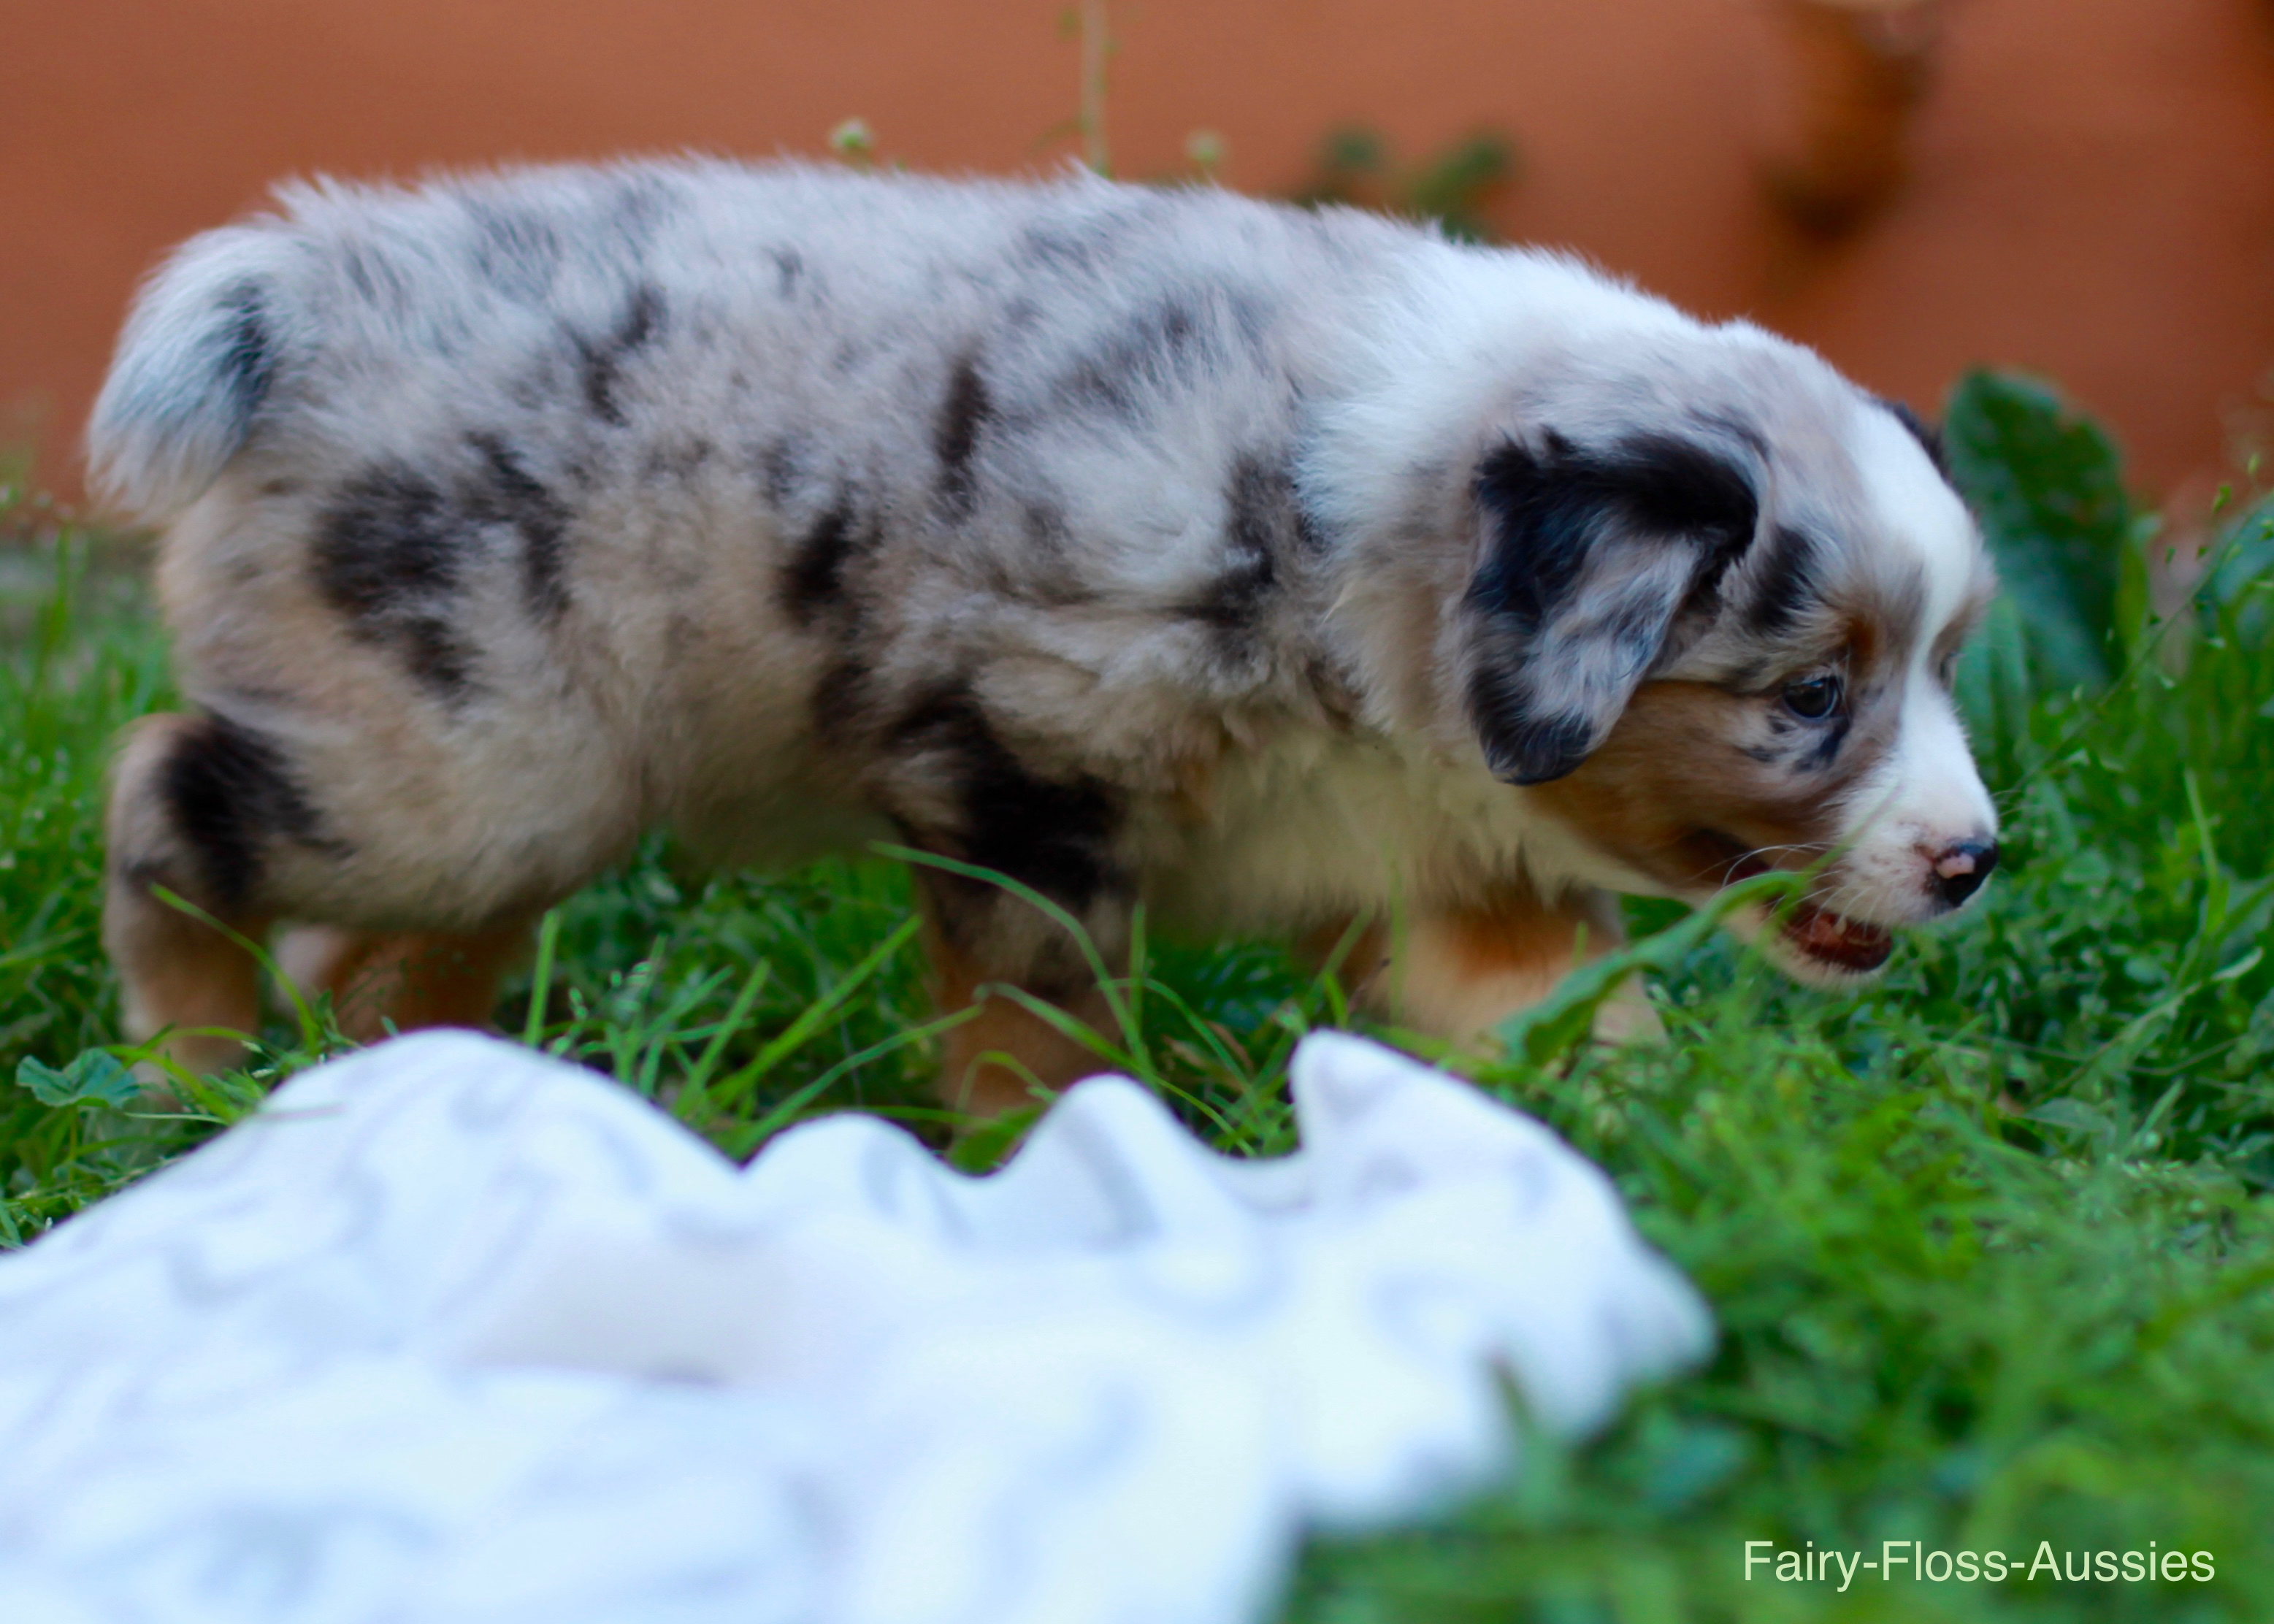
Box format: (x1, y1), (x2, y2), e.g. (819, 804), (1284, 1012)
(1138, 727), (1625, 934)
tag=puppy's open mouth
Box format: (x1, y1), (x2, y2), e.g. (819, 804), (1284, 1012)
(1776, 898), (1894, 973)
(1705, 837), (1896, 976)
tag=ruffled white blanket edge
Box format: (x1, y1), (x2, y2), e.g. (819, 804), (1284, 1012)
(0, 1030), (1710, 1624)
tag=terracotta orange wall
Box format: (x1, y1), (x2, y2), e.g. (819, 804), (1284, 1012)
(8, 0), (2274, 508)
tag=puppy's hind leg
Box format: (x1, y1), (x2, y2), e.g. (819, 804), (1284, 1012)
(104, 711), (304, 1080)
(276, 920), (537, 1046)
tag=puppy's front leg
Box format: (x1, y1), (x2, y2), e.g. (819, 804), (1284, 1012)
(275, 920), (537, 1045)
(1377, 880), (1661, 1054)
(911, 867), (1131, 1118)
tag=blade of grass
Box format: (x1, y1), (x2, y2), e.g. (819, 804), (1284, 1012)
(875, 843), (1148, 1073)
(710, 914), (922, 1111)
(521, 908), (562, 1046)
(673, 957), (773, 1122)
(150, 885), (328, 1052)
(723, 1003), (979, 1157)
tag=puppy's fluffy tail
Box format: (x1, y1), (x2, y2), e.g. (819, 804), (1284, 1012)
(88, 223), (298, 521)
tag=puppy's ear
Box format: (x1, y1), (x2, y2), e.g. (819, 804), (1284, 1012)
(1467, 432), (1758, 784)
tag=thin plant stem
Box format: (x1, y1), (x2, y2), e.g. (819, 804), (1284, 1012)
(1079, 0), (1110, 174)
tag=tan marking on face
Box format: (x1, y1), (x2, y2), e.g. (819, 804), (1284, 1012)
(1528, 676), (1896, 897)
(1840, 608), (1882, 675)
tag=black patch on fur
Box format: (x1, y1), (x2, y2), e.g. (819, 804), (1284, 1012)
(340, 244), (389, 308)
(770, 248), (807, 299)
(212, 281), (277, 429)
(1018, 223), (1091, 268)
(1471, 432), (1758, 637)
(314, 464), (456, 616)
(808, 651), (869, 743)
(1057, 357), (1135, 419)
(759, 437), (807, 510)
(1185, 454), (1293, 632)
(577, 285), (665, 426)
(159, 712), (323, 908)
(464, 200), (565, 302)
(313, 462), (479, 700)
(1745, 526), (1819, 636)
(1053, 298), (1212, 421)
(988, 504), (1091, 608)
(1806, 710), (1854, 770)
(890, 688), (1123, 913)
(1466, 432), (1759, 784)
(1023, 502), (1068, 554)
(464, 434), (572, 621)
(1762, 706), (1854, 773)
(934, 354), (992, 519)
(605, 172), (676, 246)
(640, 437), (715, 483)
(1013, 184), (1195, 283)
(397, 621), (476, 697)
(1877, 397), (1947, 475)
(1225, 456), (1288, 569)
(1477, 710), (1593, 790)
(781, 493), (859, 627)
(1756, 680), (1858, 772)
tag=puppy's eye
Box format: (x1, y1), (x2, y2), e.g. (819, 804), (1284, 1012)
(1782, 673), (1845, 720)
(1935, 650), (1958, 688)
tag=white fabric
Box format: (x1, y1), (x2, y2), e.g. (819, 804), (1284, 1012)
(0, 1029), (1710, 1624)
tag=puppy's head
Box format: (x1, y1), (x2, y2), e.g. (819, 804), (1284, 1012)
(1457, 341), (1999, 981)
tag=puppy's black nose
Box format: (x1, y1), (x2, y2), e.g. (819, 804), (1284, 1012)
(1932, 839), (1999, 909)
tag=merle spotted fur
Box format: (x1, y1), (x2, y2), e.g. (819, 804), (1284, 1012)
(88, 158), (1995, 1097)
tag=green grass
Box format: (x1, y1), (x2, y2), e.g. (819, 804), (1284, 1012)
(3, 372), (2272, 1619)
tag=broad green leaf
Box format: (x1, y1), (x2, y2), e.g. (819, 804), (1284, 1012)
(15, 1050), (139, 1109)
(1952, 590), (2034, 765)
(1943, 369), (2129, 690)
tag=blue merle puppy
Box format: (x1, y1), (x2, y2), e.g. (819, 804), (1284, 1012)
(91, 159), (2000, 1111)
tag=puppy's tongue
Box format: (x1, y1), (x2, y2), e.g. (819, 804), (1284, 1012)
(1783, 900), (1894, 972)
